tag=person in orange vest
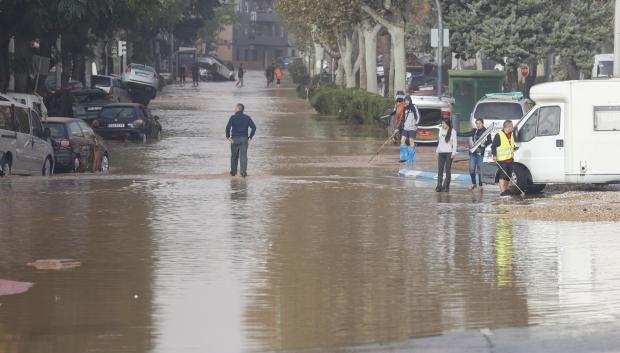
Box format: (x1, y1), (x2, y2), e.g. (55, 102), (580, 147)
(274, 65), (283, 87)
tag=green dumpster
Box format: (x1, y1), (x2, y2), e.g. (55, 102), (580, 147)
(448, 70), (505, 132)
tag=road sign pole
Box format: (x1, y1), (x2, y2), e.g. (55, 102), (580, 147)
(435, 0), (443, 97)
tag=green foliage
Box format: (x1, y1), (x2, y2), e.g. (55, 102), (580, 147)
(309, 86), (392, 125)
(288, 59), (311, 85)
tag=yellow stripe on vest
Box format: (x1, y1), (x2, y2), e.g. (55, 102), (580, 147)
(496, 131), (515, 161)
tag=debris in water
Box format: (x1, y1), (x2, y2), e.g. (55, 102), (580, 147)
(27, 259), (81, 270)
(0, 279), (34, 296)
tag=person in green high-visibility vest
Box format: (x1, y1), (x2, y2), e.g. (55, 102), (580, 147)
(491, 120), (516, 197)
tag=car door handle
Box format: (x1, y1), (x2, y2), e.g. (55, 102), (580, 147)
(556, 139), (564, 147)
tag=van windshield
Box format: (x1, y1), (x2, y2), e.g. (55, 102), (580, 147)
(474, 102), (523, 120)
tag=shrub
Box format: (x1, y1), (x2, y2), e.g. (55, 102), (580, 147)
(288, 58), (310, 85)
(309, 86), (392, 125)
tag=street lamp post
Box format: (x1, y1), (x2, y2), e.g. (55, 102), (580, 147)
(435, 0), (443, 96)
(614, 0), (620, 77)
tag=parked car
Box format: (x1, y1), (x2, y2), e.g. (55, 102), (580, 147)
(91, 103), (162, 142)
(43, 117), (109, 173)
(45, 88), (114, 124)
(0, 97), (54, 176)
(121, 63), (159, 99)
(6, 93), (48, 119)
(91, 75), (131, 103)
(470, 92), (534, 130)
(410, 95), (455, 144)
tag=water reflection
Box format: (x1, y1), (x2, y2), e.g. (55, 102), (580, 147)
(1, 73), (620, 353)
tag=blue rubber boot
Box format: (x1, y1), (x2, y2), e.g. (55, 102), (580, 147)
(406, 145), (416, 165)
(399, 144), (407, 162)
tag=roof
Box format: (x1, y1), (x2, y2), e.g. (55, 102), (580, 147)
(45, 117), (80, 123)
(530, 79), (620, 103)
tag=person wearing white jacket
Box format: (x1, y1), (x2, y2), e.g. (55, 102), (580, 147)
(435, 118), (458, 192)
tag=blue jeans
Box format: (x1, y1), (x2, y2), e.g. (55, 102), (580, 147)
(230, 137), (249, 176)
(469, 152), (484, 185)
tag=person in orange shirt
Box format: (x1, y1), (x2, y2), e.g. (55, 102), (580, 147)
(274, 65), (283, 87)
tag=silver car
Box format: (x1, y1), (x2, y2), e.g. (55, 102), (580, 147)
(1, 96), (55, 176)
(91, 75), (131, 103)
(121, 63), (159, 99)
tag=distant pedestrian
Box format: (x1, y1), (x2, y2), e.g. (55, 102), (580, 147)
(274, 65), (283, 87)
(435, 118), (457, 192)
(468, 118), (492, 189)
(491, 120), (516, 197)
(236, 64), (245, 88)
(191, 63), (200, 87)
(226, 103), (256, 177)
(265, 65), (274, 87)
(179, 65), (186, 86)
(399, 95), (420, 163)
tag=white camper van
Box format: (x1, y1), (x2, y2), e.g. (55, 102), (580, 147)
(592, 54), (614, 78)
(476, 79), (620, 193)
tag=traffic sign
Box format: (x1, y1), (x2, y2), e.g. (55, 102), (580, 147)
(118, 40), (127, 56)
(521, 65), (530, 77)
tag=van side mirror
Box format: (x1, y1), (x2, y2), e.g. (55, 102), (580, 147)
(44, 127), (51, 139)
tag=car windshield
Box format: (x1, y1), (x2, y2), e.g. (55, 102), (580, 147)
(474, 102), (523, 120)
(92, 76), (111, 87)
(598, 61), (614, 77)
(44, 123), (67, 139)
(73, 92), (110, 105)
(100, 107), (137, 120)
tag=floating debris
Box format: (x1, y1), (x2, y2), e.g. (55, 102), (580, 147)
(0, 279), (34, 296)
(27, 259), (81, 270)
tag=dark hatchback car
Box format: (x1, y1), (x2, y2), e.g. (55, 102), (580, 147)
(45, 88), (114, 124)
(91, 103), (162, 142)
(43, 117), (109, 173)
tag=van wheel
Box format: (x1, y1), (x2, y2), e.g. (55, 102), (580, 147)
(1, 159), (10, 177)
(100, 154), (110, 172)
(512, 164), (544, 194)
(72, 156), (81, 172)
(42, 157), (53, 176)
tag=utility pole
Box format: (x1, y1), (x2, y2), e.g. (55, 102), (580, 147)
(56, 36), (62, 90)
(435, 0), (443, 96)
(614, 0), (620, 77)
(8, 37), (14, 92)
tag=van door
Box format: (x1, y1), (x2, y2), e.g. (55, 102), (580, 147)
(0, 105), (18, 172)
(30, 110), (51, 171)
(515, 104), (565, 182)
(14, 106), (35, 174)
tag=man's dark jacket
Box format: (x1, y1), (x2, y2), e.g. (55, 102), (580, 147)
(226, 112), (256, 139)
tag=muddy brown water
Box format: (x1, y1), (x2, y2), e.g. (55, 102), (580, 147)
(1, 72), (620, 353)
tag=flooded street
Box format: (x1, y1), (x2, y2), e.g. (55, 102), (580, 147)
(2, 71), (620, 353)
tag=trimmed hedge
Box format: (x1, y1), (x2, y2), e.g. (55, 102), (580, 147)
(309, 86), (392, 125)
(288, 58), (310, 85)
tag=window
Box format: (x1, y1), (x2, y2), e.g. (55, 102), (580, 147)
(537, 106), (561, 136)
(78, 121), (95, 137)
(0, 106), (14, 131)
(473, 102), (524, 120)
(30, 110), (44, 138)
(68, 122), (84, 137)
(594, 106), (620, 131)
(45, 123), (66, 139)
(15, 107), (30, 134)
(518, 109), (538, 142)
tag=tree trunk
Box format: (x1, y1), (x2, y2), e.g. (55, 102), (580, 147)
(336, 58), (345, 86)
(391, 27), (406, 95)
(0, 36), (10, 92)
(506, 67), (519, 91)
(363, 23), (382, 94)
(358, 30), (366, 91)
(380, 33), (390, 96)
(338, 31), (357, 88)
(524, 61), (538, 98)
(13, 36), (30, 93)
(314, 42), (324, 77)
(389, 46), (395, 96)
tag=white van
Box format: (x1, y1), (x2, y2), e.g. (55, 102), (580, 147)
(0, 97), (55, 176)
(476, 79), (620, 192)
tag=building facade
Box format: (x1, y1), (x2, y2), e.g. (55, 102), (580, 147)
(216, 0), (294, 70)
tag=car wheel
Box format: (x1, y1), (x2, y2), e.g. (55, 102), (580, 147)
(511, 163), (542, 194)
(72, 155), (81, 172)
(100, 154), (110, 172)
(42, 157), (53, 176)
(1, 159), (10, 177)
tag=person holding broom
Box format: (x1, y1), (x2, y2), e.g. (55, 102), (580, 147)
(491, 120), (516, 197)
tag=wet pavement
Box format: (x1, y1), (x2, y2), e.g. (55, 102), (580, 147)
(1, 71), (620, 353)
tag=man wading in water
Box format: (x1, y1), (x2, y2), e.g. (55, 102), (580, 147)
(226, 103), (256, 177)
